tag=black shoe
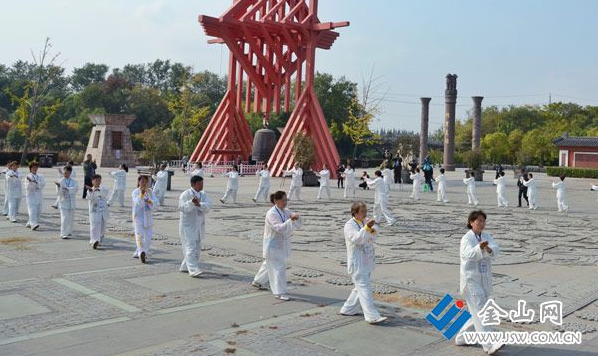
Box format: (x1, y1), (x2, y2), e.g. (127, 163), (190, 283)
(92, 241), (99, 249)
(140, 251), (146, 264)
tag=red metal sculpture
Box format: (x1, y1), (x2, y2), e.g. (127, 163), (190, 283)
(190, 0), (349, 177)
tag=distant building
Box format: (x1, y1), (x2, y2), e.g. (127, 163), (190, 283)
(553, 133), (598, 168)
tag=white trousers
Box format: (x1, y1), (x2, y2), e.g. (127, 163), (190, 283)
(108, 189), (125, 207)
(557, 193), (568, 212)
(60, 209), (75, 237)
(528, 191), (537, 209)
(90, 217), (106, 245)
(3, 195), (8, 214)
(467, 190), (478, 205)
(134, 225), (153, 257)
(317, 185), (331, 199)
(254, 186), (269, 202)
(373, 200), (395, 225)
(27, 200), (42, 227)
(497, 191), (508, 207)
(340, 272), (381, 322)
(411, 185), (420, 200)
(455, 290), (495, 352)
(8, 197), (21, 221)
(437, 187), (449, 203)
(154, 188), (166, 205)
(344, 184), (356, 198)
(288, 185), (301, 201)
(179, 233), (202, 275)
(253, 256), (287, 295)
(221, 188), (238, 203)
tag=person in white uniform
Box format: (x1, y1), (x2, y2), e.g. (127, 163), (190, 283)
(522, 173), (538, 210)
(5, 161), (23, 223)
(253, 164), (271, 203)
(366, 170), (396, 226)
(463, 173), (479, 206)
(132, 175), (157, 263)
(2, 164), (9, 216)
(409, 168), (423, 201)
(339, 201), (387, 324)
(51, 161), (76, 209)
(316, 164), (331, 200)
(493, 171), (508, 207)
(178, 175), (212, 277)
(57, 166), (78, 239)
(220, 165), (240, 204)
(343, 164), (357, 199)
(434, 168), (449, 203)
(152, 164), (169, 206)
(252, 190), (302, 301)
(190, 162), (204, 177)
(107, 164), (127, 207)
(86, 174), (110, 249)
(284, 164), (303, 201)
(25, 161), (46, 230)
(552, 174), (568, 212)
(455, 210), (503, 355)
(592, 183), (598, 200)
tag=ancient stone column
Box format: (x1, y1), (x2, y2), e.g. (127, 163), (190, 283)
(419, 98), (431, 165)
(472, 96), (484, 150)
(443, 74), (458, 171)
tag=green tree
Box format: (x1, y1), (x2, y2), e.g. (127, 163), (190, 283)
(70, 63), (108, 92)
(481, 132), (509, 164)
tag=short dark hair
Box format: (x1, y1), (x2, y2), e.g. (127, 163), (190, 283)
(528, 173), (533, 178)
(350, 201), (367, 216)
(416, 168), (420, 173)
(232, 164), (238, 171)
(29, 161), (39, 169)
(467, 210), (487, 229)
(374, 170), (382, 177)
(64, 166), (73, 172)
(270, 190), (286, 204)
(559, 174), (566, 181)
(121, 164), (129, 173)
(440, 168), (445, 174)
(499, 171), (505, 177)
(190, 175), (204, 185)
(92, 174), (102, 180)
(138, 175), (149, 185)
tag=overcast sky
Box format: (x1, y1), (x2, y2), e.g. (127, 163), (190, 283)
(2, 0), (598, 133)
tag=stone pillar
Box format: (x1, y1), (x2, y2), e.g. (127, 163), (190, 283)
(419, 97), (431, 165)
(443, 74), (458, 171)
(472, 96), (483, 150)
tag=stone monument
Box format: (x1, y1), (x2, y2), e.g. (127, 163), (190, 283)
(84, 113), (136, 168)
(443, 74), (458, 171)
(419, 97), (431, 165)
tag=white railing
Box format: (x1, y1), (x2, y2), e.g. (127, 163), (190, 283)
(187, 161), (264, 177)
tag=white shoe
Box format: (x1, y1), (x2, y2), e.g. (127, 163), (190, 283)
(368, 316), (388, 324)
(61, 235), (68, 239)
(275, 294), (290, 301)
(25, 223), (31, 228)
(251, 281), (267, 290)
(190, 270), (204, 278)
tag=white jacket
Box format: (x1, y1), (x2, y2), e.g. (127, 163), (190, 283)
(552, 180), (566, 198)
(434, 174), (447, 190)
(523, 178), (537, 196)
(285, 168), (303, 187)
(25, 173), (46, 204)
(366, 177), (388, 204)
(460, 230), (499, 296)
(256, 169), (270, 188)
(382, 168), (394, 186)
(262, 206), (302, 259)
(344, 218), (378, 275)
(224, 171), (239, 190)
(178, 188), (212, 242)
(86, 186), (110, 224)
(132, 187), (157, 228)
(110, 169), (127, 191)
(493, 176), (506, 194)
(153, 170), (169, 191)
(343, 168), (356, 187)
(318, 169), (330, 187)
(410, 172), (423, 187)
(5, 170), (23, 199)
(58, 177), (78, 210)
(463, 177), (476, 193)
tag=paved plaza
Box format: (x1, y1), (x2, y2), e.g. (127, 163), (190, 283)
(1, 167), (598, 356)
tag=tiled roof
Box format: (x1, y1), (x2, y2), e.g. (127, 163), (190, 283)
(553, 135), (598, 147)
